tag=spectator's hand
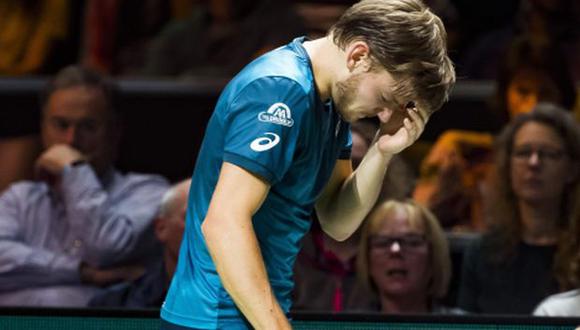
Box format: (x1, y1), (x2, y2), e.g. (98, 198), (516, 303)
(79, 263), (145, 287)
(34, 144), (86, 184)
(376, 107), (426, 155)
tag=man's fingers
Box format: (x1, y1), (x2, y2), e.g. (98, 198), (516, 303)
(407, 108), (425, 130)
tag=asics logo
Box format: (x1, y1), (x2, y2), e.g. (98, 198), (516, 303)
(258, 102), (294, 127)
(250, 132), (280, 152)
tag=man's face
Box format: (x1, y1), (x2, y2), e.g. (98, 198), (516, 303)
(333, 69), (422, 133)
(41, 86), (115, 174)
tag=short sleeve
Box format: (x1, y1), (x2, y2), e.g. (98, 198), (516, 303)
(223, 77), (310, 184)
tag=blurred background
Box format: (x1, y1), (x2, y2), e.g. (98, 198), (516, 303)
(0, 0), (578, 185)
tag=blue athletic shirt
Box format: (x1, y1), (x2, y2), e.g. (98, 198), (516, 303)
(161, 37), (352, 329)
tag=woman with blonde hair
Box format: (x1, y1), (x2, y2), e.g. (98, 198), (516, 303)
(357, 199), (458, 314)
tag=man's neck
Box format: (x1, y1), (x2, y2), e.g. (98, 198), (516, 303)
(302, 36), (343, 102)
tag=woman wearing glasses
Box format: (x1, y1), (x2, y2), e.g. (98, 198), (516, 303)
(458, 103), (580, 314)
(356, 199), (461, 314)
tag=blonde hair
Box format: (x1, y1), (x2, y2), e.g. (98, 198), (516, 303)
(330, 0), (455, 114)
(357, 199), (451, 298)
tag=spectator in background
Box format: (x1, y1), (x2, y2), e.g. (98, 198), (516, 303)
(0, 65), (169, 307)
(292, 120), (415, 312)
(89, 179), (190, 308)
(413, 37), (577, 231)
(458, 103), (580, 314)
(357, 199), (458, 314)
(459, 0), (580, 82)
(491, 37), (577, 125)
(142, 0), (306, 78)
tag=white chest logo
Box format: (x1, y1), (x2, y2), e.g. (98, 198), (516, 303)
(250, 132), (280, 152)
(258, 103), (294, 127)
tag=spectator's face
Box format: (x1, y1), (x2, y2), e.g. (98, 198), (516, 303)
(42, 86), (115, 174)
(510, 121), (575, 203)
(368, 208), (431, 300)
(507, 70), (561, 118)
(334, 69), (421, 130)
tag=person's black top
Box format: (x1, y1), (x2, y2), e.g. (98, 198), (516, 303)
(458, 235), (559, 314)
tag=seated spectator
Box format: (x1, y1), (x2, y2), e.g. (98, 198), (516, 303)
(292, 120), (415, 312)
(414, 37), (577, 231)
(292, 120), (414, 312)
(457, 103), (580, 314)
(356, 199), (459, 314)
(89, 178), (190, 308)
(0, 65), (169, 307)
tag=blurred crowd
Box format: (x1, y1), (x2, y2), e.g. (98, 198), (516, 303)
(0, 0), (579, 319)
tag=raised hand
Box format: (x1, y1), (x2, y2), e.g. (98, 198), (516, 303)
(35, 144), (86, 184)
(376, 107), (427, 155)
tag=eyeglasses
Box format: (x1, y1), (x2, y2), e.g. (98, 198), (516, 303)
(369, 234), (427, 252)
(511, 146), (567, 162)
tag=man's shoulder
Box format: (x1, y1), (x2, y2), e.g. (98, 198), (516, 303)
(232, 42), (313, 95)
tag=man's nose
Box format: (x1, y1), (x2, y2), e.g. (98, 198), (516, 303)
(63, 125), (78, 145)
(377, 107), (392, 124)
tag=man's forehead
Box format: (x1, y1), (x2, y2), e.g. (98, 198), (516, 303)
(45, 87), (110, 117)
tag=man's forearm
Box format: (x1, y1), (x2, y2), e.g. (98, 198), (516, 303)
(0, 241), (80, 291)
(202, 214), (291, 330)
(318, 143), (392, 240)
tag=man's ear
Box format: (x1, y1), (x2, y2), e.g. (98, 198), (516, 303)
(346, 41), (371, 73)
